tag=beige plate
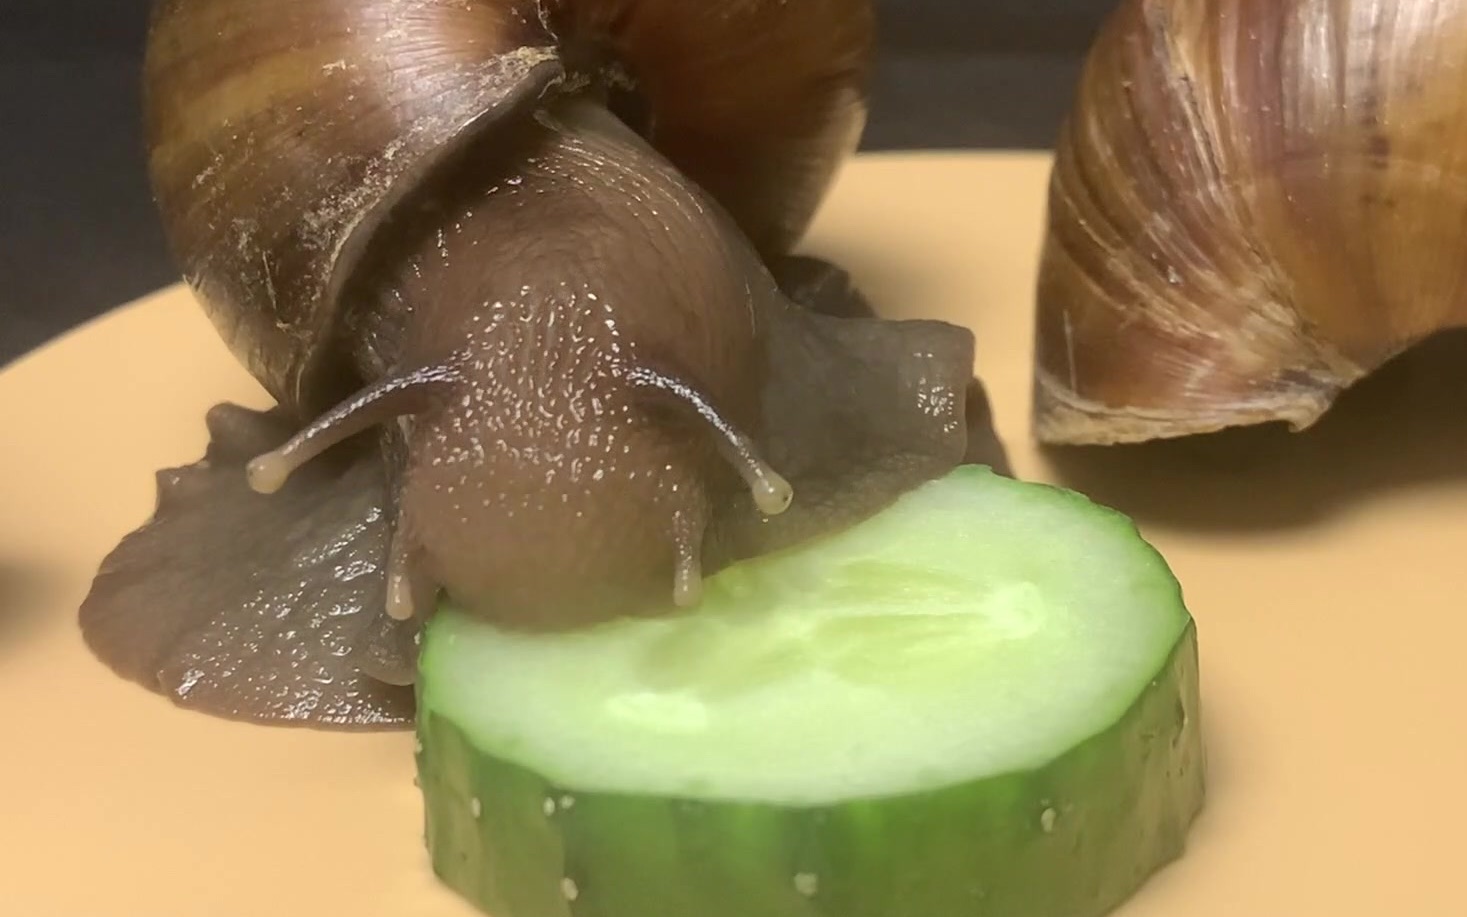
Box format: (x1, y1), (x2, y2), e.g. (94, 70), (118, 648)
(3, 152), (1465, 917)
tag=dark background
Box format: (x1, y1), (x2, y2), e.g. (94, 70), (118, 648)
(0, 0), (1118, 367)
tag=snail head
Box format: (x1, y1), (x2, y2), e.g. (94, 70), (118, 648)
(242, 254), (797, 632)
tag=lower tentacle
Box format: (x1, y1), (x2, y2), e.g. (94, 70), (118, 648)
(670, 504), (708, 608)
(386, 526), (438, 622)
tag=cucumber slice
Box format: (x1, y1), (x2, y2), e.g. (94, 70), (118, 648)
(416, 465), (1204, 917)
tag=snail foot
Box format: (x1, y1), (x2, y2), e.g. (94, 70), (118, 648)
(78, 403), (415, 729)
(770, 254), (1012, 476)
(358, 610), (422, 687)
(703, 256), (1011, 566)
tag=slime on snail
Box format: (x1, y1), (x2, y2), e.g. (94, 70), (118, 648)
(78, 0), (1010, 729)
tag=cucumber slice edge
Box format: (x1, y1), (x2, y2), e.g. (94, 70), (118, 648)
(418, 466), (1197, 806)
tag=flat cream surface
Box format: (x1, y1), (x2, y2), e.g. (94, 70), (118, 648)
(3, 152), (1464, 916)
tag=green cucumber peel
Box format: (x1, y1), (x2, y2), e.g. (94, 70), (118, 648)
(416, 465), (1206, 917)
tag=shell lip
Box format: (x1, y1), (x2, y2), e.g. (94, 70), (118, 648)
(294, 55), (569, 413)
(1031, 367), (1351, 446)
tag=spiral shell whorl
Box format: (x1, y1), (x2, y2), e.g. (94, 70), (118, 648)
(1033, 0), (1467, 444)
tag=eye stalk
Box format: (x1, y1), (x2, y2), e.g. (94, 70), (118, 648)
(625, 365), (794, 517)
(244, 363), (463, 494)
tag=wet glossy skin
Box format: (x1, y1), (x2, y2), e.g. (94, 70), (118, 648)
(79, 405), (417, 727)
(374, 98), (773, 628)
(80, 96), (1009, 729)
(83, 0), (1008, 729)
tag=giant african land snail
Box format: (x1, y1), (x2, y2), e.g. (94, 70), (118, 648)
(1033, 0), (1467, 445)
(79, 0), (1009, 729)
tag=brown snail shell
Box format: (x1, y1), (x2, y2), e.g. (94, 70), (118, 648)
(1032, 0), (1467, 445)
(144, 0), (875, 414)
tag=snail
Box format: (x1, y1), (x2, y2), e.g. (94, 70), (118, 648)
(79, 0), (1011, 729)
(1031, 0), (1467, 445)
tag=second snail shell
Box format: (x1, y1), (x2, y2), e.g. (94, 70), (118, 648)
(1032, 0), (1467, 445)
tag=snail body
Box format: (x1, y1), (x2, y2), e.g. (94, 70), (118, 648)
(1033, 0), (1467, 445)
(80, 0), (1009, 727)
(295, 94), (796, 630)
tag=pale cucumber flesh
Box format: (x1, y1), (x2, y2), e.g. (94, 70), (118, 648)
(417, 466), (1205, 917)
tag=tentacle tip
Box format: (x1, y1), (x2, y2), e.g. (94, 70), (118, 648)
(752, 470), (794, 516)
(386, 574), (417, 621)
(244, 452), (289, 494)
(673, 567), (704, 609)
